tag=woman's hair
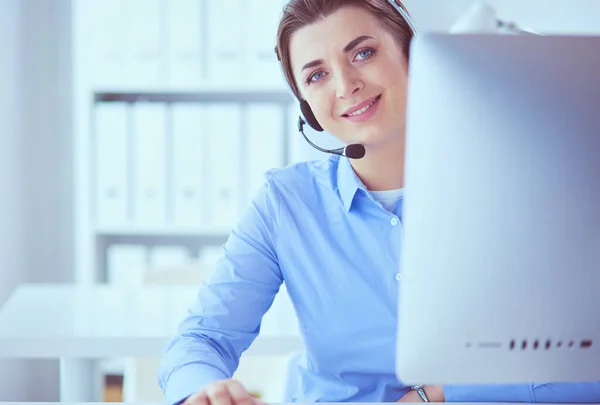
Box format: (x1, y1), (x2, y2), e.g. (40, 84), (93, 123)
(275, 0), (414, 100)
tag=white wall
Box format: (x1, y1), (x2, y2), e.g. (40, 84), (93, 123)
(0, 0), (23, 309)
(19, 0), (74, 286)
(491, 0), (600, 33)
(0, 0), (28, 400)
(403, 0), (600, 33)
(0, 0), (73, 401)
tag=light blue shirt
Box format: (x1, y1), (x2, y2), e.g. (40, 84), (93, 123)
(158, 154), (600, 404)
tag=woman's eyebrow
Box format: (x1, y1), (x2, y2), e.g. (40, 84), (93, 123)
(301, 59), (324, 72)
(300, 35), (374, 73)
(343, 35), (374, 53)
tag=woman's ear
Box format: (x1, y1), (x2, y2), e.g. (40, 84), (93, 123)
(300, 99), (324, 132)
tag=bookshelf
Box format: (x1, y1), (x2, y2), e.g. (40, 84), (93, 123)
(72, 0), (294, 284)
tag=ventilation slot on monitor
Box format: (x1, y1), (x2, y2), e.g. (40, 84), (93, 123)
(505, 339), (593, 351)
(467, 339), (593, 351)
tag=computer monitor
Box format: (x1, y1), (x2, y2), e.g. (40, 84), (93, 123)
(396, 33), (600, 385)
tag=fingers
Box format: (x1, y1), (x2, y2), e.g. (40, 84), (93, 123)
(226, 380), (256, 405)
(183, 379), (258, 405)
(184, 391), (209, 405)
(206, 381), (234, 405)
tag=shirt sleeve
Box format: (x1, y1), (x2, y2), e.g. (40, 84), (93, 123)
(158, 176), (283, 405)
(531, 382), (600, 403)
(443, 382), (600, 402)
(442, 383), (535, 402)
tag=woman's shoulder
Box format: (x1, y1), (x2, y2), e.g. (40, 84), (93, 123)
(264, 155), (340, 196)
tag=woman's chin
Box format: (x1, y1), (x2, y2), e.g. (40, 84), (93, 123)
(351, 127), (391, 148)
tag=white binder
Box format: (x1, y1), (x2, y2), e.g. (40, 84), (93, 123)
(167, 0), (203, 87)
(125, 0), (163, 87)
(245, 104), (285, 204)
(132, 103), (167, 226)
(172, 104), (205, 227)
(198, 245), (223, 268)
(106, 244), (147, 286)
(204, 104), (242, 229)
(244, 0), (285, 88)
(148, 246), (191, 268)
(95, 103), (129, 226)
(206, 0), (244, 86)
(86, 0), (127, 87)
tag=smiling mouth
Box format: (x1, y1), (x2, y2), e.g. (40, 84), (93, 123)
(342, 95), (382, 117)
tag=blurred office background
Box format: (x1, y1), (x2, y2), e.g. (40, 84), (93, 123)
(1, 0), (599, 401)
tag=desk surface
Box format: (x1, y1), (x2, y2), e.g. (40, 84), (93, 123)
(0, 284), (302, 358)
(0, 403), (577, 405)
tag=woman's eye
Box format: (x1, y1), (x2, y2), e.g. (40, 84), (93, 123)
(355, 49), (374, 61)
(309, 71), (326, 83)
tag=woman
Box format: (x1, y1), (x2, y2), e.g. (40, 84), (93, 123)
(158, 1), (600, 404)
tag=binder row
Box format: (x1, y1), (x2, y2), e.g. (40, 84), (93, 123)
(81, 0), (288, 88)
(93, 101), (288, 230)
(106, 244), (298, 333)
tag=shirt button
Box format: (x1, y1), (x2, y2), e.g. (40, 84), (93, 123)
(396, 273), (403, 281)
(390, 217), (398, 226)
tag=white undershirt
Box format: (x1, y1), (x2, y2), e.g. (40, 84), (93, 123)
(369, 188), (404, 213)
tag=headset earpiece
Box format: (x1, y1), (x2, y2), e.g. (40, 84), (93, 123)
(300, 99), (324, 132)
(275, 45), (324, 132)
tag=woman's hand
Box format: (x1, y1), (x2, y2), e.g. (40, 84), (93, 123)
(397, 385), (446, 402)
(183, 379), (264, 405)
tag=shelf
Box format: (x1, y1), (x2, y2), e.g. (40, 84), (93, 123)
(93, 226), (231, 282)
(94, 89), (295, 104)
(99, 358), (126, 376)
(95, 225), (231, 238)
(94, 225), (231, 248)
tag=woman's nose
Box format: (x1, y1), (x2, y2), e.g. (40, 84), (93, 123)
(335, 70), (364, 99)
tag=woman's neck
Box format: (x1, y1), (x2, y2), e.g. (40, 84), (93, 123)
(349, 135), (405, 192)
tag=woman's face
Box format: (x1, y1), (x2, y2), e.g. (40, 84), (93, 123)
(289, 5), (410, 150)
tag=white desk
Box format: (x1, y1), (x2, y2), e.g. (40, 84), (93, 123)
(0, 284), (303, 402)
(0, 403), (575, 405)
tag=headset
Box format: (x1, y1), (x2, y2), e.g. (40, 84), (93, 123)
(275, 0), (419, 159)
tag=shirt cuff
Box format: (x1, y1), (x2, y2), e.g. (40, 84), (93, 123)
(442, 383), (534, 402)
(163, 364), (229, 405)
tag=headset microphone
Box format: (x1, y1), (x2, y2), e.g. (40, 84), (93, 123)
(298, 116), (366, 159)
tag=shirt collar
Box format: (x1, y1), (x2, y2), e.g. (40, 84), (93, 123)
(336, 155), (367, 212)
